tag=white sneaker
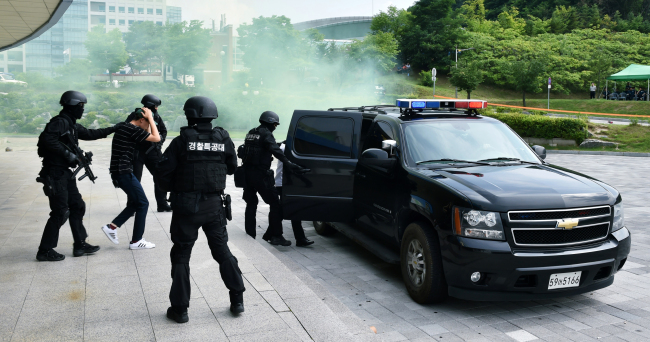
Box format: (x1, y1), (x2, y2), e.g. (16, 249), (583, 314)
(101, 225), (119, 244)
(129, 239), (155, 250)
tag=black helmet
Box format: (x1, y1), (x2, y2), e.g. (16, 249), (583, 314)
(60, 91), (87, 106)
(259, 111), (280, 125)
(183, 96), (218, 119)
(141, 94), (161, 108)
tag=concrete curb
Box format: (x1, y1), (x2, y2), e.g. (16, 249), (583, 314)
(547, 150), (650, 157)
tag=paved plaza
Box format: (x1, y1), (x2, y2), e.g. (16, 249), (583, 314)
(1, 137), (649, 342)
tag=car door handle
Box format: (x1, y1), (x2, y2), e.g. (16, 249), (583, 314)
(355, 172), (366, 178)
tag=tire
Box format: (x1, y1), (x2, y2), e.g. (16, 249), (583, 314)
(400, 221), (448, 304)
(313, 221), (335, 236)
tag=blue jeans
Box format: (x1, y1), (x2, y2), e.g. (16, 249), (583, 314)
(112, 173), (148, 242)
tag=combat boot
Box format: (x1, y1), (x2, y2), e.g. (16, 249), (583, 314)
(157, 203), (172, 212)
(73, 241), (100, 257)
(229, 292), (244, 314)
(166, 307), (189, 323)
(36, 249), (65, 261)
(296, 238), (314, 247)
(269, 236), (291, 246)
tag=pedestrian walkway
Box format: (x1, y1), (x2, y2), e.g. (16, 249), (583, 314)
(0, 138), (378, 342)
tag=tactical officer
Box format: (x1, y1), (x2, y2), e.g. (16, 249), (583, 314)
(158, 96), (245, 323)
(125, 94), (171, 212)
(240, 111), (305, 246)
(36, 91), (115, 261)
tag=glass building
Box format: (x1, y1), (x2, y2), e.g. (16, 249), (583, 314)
(166, 6), (182, 24)
(25, 0), (89, 76)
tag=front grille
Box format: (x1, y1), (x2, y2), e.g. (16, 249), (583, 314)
(509, 206), (610, 221)
(512, 223), (610, 246)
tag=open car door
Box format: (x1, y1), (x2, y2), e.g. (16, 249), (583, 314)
(282, 110), (362, 222)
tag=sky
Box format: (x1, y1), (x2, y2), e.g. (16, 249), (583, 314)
(166, 0), (417, 30)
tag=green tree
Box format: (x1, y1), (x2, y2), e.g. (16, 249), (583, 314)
(399, 0), (466, 71)
(449, 60), (485, 98)
(164, 20), (212, 76)
(84, 25), (128, 79)
(124, 21), (164, 73)
(348, 32), (400, 73)
(237, 16), (309, 84)
(505, 56), (546, 106)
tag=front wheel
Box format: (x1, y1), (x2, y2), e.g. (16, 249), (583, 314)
(313, 221), (335, 236)
(400, 221), (448, 304)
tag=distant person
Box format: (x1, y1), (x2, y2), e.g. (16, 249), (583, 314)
(125, 95), (171, 212)
(101, 107), (160, 250)
(406, 63), (411, 76)
(590, 83), (596, 99)
(601, 87), (610, 98)
(35, 91), (115, 261)
(638, 87), (647, 101)
(275, 142), (314, 247)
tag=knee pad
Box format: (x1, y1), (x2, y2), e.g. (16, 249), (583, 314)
(211, 246), (233, 264)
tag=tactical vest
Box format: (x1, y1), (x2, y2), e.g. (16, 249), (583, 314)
(241, 127), (264, 166)
(173, 125), (228, 193)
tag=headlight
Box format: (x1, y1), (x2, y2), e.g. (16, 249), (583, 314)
(454, 207), (505, 240)
(612, 202), (625, 232)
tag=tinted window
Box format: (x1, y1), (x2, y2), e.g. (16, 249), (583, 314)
(362, 121), (394, 151)
(294, 117), (354, 158)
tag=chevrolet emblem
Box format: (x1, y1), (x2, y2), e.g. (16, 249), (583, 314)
(557, 218), (580, 230)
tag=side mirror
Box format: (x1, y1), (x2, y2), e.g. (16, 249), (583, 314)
(532, 145), (546, 160)
(361, 148), (396, 171)
(382, 139), (397, 155)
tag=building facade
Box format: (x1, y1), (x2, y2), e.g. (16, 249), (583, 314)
(90, 0), (169, 32)
(293, 17), (372, 41)
(0, 47), (26, 74)
(166, 6), (182, 24)
(24, 0), (89, 76)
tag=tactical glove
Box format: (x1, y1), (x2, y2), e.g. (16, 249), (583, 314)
(64, 150), (79, 168)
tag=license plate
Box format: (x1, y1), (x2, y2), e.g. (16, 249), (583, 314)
(548, 271), (582, 290)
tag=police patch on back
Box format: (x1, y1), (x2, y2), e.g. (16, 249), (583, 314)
(188, 142), (225, 152)
(245, 134), (260, 141)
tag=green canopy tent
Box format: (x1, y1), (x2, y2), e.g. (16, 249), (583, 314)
(606, 64), (650, 101)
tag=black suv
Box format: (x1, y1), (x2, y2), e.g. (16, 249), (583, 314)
(281, 99), (631, 304)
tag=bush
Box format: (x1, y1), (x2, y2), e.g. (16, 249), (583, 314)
(419, 70), (433, 87)
(630, 118), (639, 126)
(485, 112), (588, 144)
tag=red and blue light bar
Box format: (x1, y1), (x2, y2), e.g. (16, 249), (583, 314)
(396, 99), (488, 110)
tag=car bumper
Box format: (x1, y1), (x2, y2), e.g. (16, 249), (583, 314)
(443, 227), (631, 301)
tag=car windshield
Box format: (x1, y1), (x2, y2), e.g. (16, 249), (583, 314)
(2, 74), (15, 80)
(404, 119), (541, 165)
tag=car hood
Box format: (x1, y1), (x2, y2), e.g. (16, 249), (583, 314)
(429, 164), (617, 211)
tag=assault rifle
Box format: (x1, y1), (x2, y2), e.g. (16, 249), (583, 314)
(62, 132), (98, 183)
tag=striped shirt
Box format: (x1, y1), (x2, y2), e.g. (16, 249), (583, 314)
(109, 122), (150, 174)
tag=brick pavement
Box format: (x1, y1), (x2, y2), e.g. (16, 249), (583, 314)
(259, 154), (650, 342)
(0, 137), (378, 342)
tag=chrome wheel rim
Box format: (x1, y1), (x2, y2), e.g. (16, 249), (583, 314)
(406, 239), (426, 287)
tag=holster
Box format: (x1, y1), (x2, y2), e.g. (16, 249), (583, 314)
(222, 194), (232, 221)
(36, 175), (55, 197)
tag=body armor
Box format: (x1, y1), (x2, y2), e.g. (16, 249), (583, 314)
(173, 124), (229, 193)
